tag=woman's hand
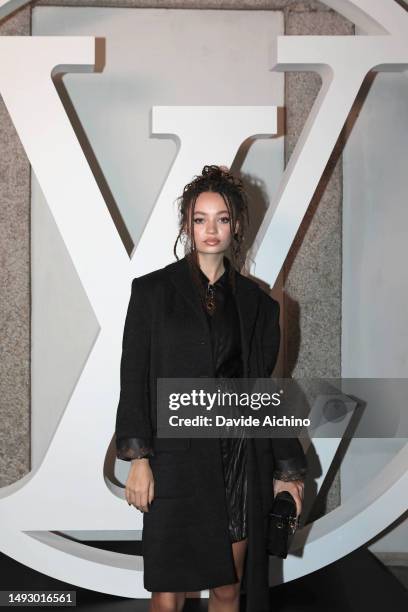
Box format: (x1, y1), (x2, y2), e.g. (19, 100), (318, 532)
(273, 478), (304, 518)
(125, 458), (154, 512)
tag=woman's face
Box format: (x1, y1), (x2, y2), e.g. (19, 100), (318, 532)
(186, 191), (238, 256)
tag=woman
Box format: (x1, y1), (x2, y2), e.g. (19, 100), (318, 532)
(115, 165), (307, 612)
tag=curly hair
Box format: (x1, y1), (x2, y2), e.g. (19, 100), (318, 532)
(173, 165), (250, 305)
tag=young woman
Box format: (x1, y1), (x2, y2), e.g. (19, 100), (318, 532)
(115, 165), (307, 612)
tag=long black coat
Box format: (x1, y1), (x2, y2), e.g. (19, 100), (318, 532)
(115, 255), (307, 611)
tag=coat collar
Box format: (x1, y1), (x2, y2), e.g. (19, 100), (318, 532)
(165, 255), (260, 374)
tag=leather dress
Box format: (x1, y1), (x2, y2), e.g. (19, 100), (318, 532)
(197, 261), (248, 543)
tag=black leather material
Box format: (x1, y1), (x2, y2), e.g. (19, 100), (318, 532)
(267, 491), (298, 558)
(198, 260), (247, 542)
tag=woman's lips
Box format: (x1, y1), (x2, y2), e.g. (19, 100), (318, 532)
(204, 239), (220, 245)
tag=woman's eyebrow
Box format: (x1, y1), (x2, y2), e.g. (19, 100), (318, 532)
(193, 210), (230, 215)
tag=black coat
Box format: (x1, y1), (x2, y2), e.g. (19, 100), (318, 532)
(115, 255), (307, 611)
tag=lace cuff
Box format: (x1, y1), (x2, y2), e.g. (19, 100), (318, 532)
(272, 454), (307, 482)
(116, 436), (154, 461)
(273, 466), (307, 482)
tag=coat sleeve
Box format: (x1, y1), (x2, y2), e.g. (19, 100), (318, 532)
(261, 292), (308, 482)
(115, 277), (154, 461)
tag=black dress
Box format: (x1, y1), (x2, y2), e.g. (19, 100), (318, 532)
(197, 262), (248, 543)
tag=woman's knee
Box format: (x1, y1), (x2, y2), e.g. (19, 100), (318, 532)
(150, 591), (184, 612)
(210, 582), (240, 605)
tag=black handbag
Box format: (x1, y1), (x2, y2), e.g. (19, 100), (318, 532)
(266, 491), (299, 558)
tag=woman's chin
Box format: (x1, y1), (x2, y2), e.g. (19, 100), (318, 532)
(197, 245), (227, 256)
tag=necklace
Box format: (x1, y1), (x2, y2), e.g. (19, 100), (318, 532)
(205, 282), (216, 315)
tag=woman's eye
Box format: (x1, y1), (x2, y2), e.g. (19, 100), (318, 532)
(193, 217), (230, 224)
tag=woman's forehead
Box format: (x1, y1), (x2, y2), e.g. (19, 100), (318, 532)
(191, 191), (230, 213)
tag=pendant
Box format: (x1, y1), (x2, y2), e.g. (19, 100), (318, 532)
(206, 283), (216, 315)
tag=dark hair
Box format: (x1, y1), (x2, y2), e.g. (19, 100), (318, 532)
(173, 164), (250, 305)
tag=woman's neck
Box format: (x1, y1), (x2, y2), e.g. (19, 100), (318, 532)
(196, 252), (225, 284)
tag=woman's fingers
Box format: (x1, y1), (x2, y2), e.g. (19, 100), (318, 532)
(125, 482), (143, 510)
(286, 484), (302, 517)
(134, 488), (149, 512)
(126, 485), (136, 508)
(293, 489), (302, 517)
(125, 462), (154, 512)
(129, 482), (154, 512)
(273, 479), (304, 517)
(289, 481), (303, 516)
(148, 479), (155, 505)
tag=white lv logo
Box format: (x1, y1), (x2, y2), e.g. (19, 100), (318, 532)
(0, 0), (407, 598)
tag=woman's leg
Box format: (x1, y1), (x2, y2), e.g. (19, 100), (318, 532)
(149, 591), (186, 612)
(208, 538), (248, 612)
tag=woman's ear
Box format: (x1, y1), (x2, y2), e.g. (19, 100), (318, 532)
(234, 219), (240, 235)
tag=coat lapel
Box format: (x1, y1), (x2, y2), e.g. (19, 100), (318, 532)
(235, 270), (261, 375)
(166, 256), (260, 375)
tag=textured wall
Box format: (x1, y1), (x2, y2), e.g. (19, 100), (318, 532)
(0, 6), (31, 487)
(283, 7), (353, 515)
(0, 1), (350, 517)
